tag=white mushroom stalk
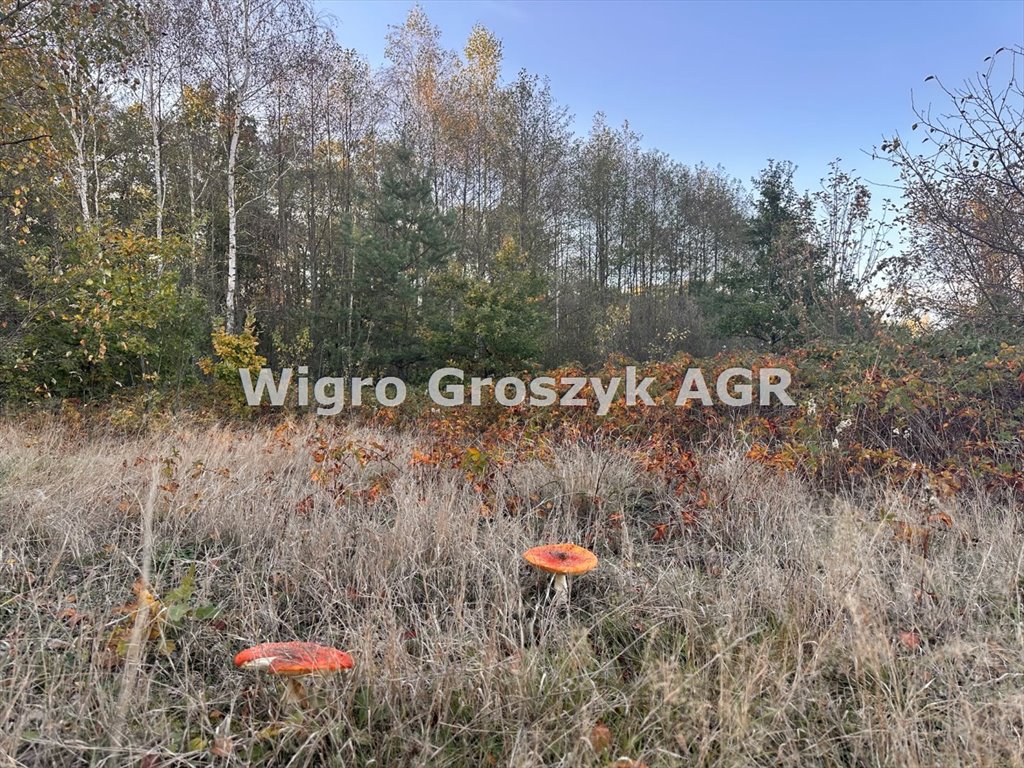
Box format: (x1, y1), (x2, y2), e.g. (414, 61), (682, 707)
(552, 572), (569, 603)
(522, 543), (599, 636)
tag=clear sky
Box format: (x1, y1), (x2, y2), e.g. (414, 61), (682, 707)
(316, 0), (1023, 202)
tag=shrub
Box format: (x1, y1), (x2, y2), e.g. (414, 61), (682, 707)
(197, 314), (268, 415)
(1, 227), (205, 400)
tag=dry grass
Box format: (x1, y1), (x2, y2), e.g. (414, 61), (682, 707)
(1, 416), (1022, 767)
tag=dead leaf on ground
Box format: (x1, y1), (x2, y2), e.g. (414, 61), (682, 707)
(898, 630), (922, 650)
(57, 606), (87, 627)
(589, 722), (612, 752)
(211, 735), (233, 758)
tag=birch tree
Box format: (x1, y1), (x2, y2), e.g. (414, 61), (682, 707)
(32, 1), (132, 225)
(809, 160), (892, 337)
(136, 0), (181, 245)
(201, 0), (310, 332)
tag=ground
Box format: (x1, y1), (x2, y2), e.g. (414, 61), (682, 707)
(1, 416), (1022, 767)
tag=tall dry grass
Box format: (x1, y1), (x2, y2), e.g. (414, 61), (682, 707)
(0, 416), (1022, 767)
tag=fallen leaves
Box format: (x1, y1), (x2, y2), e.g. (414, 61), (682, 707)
(294, 494), (314, 515)
(102, 566), (221, 665)
(105, 580), (173, 664)
(893, 521), (930, 549)
(410, 449), (434, 466)
(926, 510), (953, 528)
(589, 722), (612, 753)
(898, 630), (923, 651)
(210, 735), (233, 758)
(57, 598), (88, 628)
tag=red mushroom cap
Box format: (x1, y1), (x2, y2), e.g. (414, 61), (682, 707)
(523, 543), (598, 576)
(234, 642), (354, 676)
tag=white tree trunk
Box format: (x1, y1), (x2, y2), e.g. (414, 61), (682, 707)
(187, 146), (199, 281)
(347, 224), (355, 372)
(225, 112), (240, 333)
(148, 71), (165, 245)
(91, 123), (100, 223)
(74, 137), (91, 224)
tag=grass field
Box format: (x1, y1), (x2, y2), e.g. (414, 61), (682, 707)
(1, 416), (1022, 767)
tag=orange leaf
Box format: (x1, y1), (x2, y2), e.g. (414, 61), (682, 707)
(746, 443), (769, 462)
(898, 630), (922, 650)
(210, 736), (233, 758)
(58, 606), (87, 627)
(893, 521), (929, 548)
(589, 723), (612, 753)
(410, 449), (434, 466)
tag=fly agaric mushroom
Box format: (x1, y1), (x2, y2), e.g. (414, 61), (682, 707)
(234, 641), (354, 707)
(523, 543), (598, 603)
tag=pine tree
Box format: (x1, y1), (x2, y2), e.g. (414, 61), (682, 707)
(713, 161), (824, 347)
(425, 236), (548, 375)
(352, 144), (455, 377)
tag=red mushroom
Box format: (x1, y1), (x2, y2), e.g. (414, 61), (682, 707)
(234, 641), (354, 707)
(523, 543), (598, 602)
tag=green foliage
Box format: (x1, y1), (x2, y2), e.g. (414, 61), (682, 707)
(271, 325), (313, 369)
(425, 236), (549, 375)
(349, 145), (456, 377)
(107, 563), (222, 660)
(1, 227), (205, 400)
(712, 161), (824, 348)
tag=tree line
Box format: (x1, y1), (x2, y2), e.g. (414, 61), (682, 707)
(0, 0), (1020, 399)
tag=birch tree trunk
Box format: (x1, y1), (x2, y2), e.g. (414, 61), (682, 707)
(73, 130), (91, 224)
(225, 111), (240, 333)
(151, 114), (164, 243)
(145, 45), (166, 246)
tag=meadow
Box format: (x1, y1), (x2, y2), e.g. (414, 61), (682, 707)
(2, 0), (1021, 763)
(1, 412), (1021, 767)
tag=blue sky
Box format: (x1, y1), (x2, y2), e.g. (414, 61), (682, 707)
(316, 0), (1023, 202)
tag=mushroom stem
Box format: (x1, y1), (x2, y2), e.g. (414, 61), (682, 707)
(539, 575), (571, 642)
(553, 573), (569, 605)
(522, 543), (597, 636)
(552, 577), (569, 618)
(285, 677), (308, 709)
